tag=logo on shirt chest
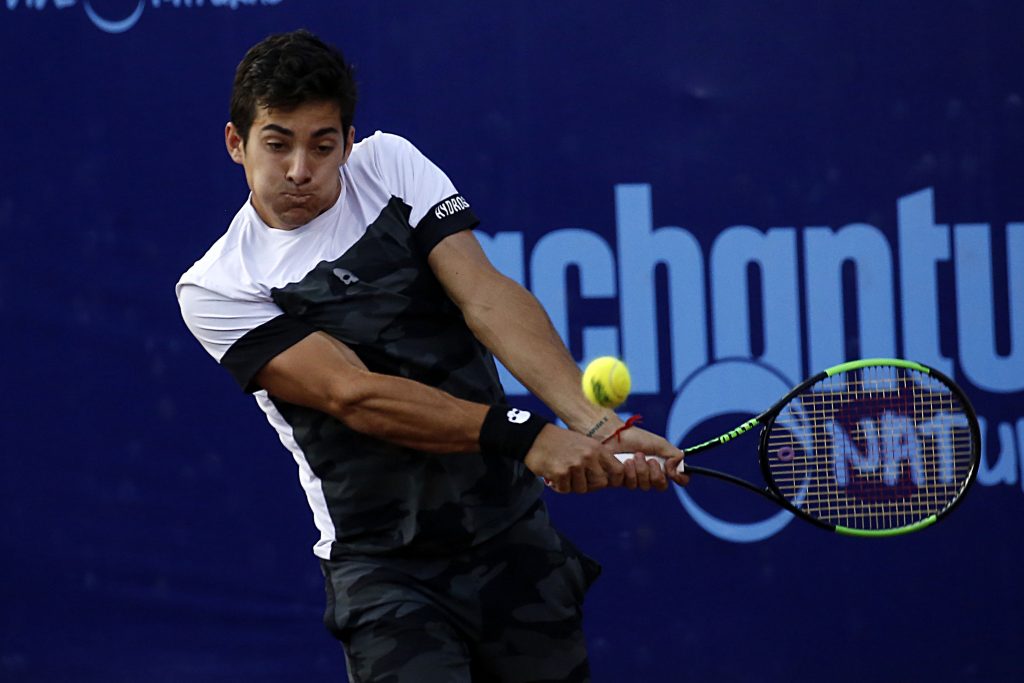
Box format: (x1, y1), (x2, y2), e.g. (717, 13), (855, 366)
(332, 268), (360, 285)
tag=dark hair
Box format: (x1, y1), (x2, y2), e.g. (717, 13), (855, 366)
(230, 29), (357, 144)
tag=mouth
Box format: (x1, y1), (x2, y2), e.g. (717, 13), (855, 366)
(282, 192), (315, 204)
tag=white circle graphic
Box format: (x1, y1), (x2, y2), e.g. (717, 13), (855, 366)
(668, 359), (800, 543)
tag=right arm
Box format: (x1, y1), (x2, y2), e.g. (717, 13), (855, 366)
(253, 330), (623, 493)
(256, 331), (486, 453)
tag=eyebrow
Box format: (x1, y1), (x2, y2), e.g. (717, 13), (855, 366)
(260, 124), (341, 138)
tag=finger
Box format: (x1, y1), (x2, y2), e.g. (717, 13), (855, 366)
(647, 456), (669, 491)
(570, 467), (588, 494)
(585, 467), (609, 491)
(665, 456), (689, 486)
(632, 453), (652, 491)
(622, 458), (638, 490)
(598, 451), (625, 488)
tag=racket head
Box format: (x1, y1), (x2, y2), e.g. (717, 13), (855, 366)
(756, 359), (980, 536)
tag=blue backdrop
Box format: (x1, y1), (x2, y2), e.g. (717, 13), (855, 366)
(3, 1), (1022, 681)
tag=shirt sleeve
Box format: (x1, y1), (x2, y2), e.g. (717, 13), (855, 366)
(369, 132), (480, 254)
(177, 282), (317, 393)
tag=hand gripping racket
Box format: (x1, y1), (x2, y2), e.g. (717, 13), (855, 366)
(616, 359), (980, 537)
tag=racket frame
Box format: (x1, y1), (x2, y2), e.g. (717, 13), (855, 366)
(679, 358), (981, 536)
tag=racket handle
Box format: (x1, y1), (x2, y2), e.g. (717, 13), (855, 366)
(613, 452), (685, 474)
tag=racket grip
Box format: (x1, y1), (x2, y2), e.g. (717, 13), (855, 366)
(613, 453), (685, 474)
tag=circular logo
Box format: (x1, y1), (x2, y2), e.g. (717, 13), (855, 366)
(667, 359), (803, 543)
(84, 1), (145, 34)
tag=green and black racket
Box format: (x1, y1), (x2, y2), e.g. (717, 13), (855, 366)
(617, 358), (979, 537)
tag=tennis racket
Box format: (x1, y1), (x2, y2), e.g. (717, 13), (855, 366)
(616, 358), (979, 537)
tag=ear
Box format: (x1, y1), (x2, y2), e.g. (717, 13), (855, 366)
(340, 126), (356, 165)
(225, 122), (246, 165)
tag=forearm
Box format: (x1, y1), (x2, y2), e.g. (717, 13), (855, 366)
(331, 372), (489, 452)
(463, 276), (618, 435)
(255, 331), (488, 453)
(427, 231), (620, 437)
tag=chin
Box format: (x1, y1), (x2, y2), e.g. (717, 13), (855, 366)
(274, 207), (318, 229)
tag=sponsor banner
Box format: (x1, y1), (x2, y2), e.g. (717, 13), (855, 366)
(480, 184), (1023, 541)
(4, 0), (284, 34)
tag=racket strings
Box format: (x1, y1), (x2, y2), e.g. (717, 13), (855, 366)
(765, 368), (974, 530)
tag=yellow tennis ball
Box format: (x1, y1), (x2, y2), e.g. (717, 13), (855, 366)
(582, 356), (631, 408)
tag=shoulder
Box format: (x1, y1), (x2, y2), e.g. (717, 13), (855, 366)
(349, 130), (456, 204)
(354, 130), (419, 157)
(178, 210), (244, 291)
(175, 207), (286, 362)
(347, 131), (422, 176)
(175, 203), (267, 310)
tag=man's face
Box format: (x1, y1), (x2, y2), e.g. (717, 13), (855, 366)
(225, 101), (353, 230)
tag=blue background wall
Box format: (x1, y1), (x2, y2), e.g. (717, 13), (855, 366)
(2, 1), (1022, 680)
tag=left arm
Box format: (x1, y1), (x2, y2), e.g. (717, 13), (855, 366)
(428, 230), (686, 488)
(429, 231), (603, 435)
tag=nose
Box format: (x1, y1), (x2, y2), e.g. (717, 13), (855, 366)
(286, 151), (313, 185)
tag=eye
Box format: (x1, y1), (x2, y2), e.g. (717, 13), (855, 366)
(317, 145), (335, 154)
(265, 140), (285, 152)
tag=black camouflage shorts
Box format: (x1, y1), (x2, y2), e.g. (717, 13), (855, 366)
(320, 500), (602, 683)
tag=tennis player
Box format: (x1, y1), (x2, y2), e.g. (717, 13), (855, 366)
(176, 29), (686, 682)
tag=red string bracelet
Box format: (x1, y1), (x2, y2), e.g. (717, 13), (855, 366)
(601, 415), (643, 444)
